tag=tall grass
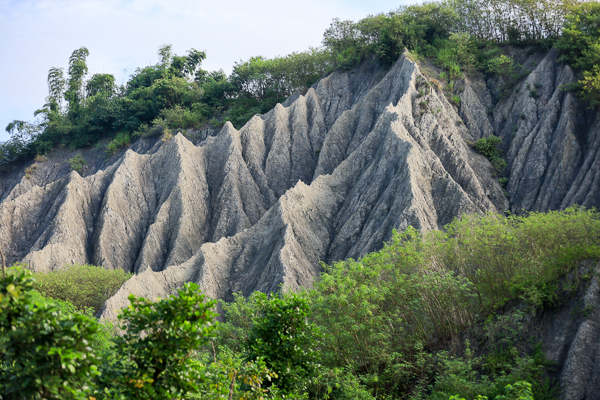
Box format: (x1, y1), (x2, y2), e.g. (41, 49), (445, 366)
(31, 264), (132, 313)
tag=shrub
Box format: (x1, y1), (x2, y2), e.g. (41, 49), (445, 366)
(24, 165), (36, 179)
(33, 263), (131, 314)
(450, 32), (478, 70)
(472, 135), (501, 159)
(579, 66), (600, 106)
(308, 207), (600, 397)
(68, 153), (86, 174)
(485, 55), (514, 75)
(188, 354), (282, 400)
(0, 267), (101, 399)
(153, 104), (206, 131)
(108, 283), (218, 399)
(472, 135), (507, 173)
(245, 292), (320, 395)
(106, 132), (130, 155)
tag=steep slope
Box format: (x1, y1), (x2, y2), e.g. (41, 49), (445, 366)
(98, 53), (507, 318)
(1, 50), (598, 315)
(458, 49), (600, 212)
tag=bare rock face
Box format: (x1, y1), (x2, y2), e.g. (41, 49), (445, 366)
(458, 49), (600, 212)
(97, 54), (510, 318)
(0, 53), (505, 311)
(1, 49), (599, 399)
(532, 260), (600, 400)
(0, 50), (597, 323)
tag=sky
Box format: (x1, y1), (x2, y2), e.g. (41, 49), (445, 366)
(0, 0), (413, 142)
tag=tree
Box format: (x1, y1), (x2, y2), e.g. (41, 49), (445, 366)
(557, 1), (600, 70)
(47, 66), (66, 109)
(158, 44), (173, 67)
(86, 73), (116, 98)
(65, 47), (90, 120)
(0, 120), (41, 164)
(557, 1), (600, 105)
(108, 283), (218, 399)
(171, 48), (207, 81)
(245, 292), (320, 395)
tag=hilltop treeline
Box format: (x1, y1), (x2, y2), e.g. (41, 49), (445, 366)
(0, 46), (333, 165)
(1, 0), (598, 165)
(2, 207), (599, 399)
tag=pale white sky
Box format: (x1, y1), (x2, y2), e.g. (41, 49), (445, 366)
(0, 0), (410, 142)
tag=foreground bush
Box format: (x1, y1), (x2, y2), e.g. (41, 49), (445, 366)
(1, 267), (286, 400)
(0, 267), (101, 400)
(103, 283), (219, 399)
(215, 206), (600, 398)
(245, 292), (320, 394)
(33, 263), (131, 314)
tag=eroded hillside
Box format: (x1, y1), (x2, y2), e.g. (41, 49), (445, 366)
(0, 51), (598, 320)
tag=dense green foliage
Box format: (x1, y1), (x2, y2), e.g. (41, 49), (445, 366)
(104, 283), (218, 399)
(1, 208), (599, 398)
(321, 0), (574, 72)
(211, 207), (599, 399)
(245, 292), (320, 393)
(0, 46), (333, 166)
(0, 267), (101, 399)
(302, 207), (599, 398)
(32, 263), (132, 314)
(556, 1), (600, 105)
(321, 0), (600, 106)
(0, 268), (287, 400)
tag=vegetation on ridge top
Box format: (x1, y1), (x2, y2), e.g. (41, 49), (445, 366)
(1, 0), (599, 167)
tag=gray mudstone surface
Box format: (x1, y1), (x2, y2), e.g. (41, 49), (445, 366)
(533, 260), (600, 400)
(0, 51), (599, 398)
(0, 53), (507, 297)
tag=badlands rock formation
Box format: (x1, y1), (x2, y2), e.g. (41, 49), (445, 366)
(459, 49), (600, 212)
(0, 50), (598, 318)
(1, 49), (599, 399)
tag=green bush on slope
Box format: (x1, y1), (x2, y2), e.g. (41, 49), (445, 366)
(471, 135), (508, 175)
(303, 206), (600, 397)
(557, 1), (600, 105)
(202, 207), (599, 399)
(3, 0), (596, 167)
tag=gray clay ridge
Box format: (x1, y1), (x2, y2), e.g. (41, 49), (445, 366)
(0, 51), (598, 316)
(1, 50), (600, 399)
